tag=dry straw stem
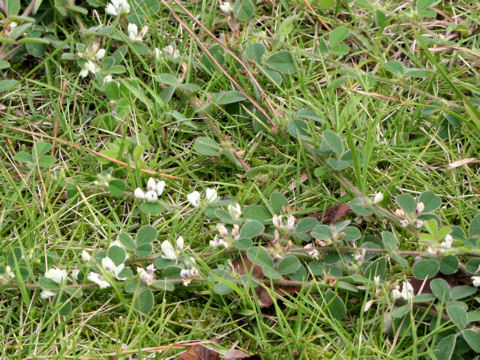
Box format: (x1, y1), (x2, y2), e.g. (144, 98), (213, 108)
(3, 124), (183, 180)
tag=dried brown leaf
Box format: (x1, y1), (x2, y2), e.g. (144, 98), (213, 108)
(309, 204), (350, 225)
(179, 345), (220, 360)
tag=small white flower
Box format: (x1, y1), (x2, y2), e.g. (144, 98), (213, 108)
(147, 264), (155, 275)
(79, 60), (98, 78)
(105, 0), (130, 16)
(392, 281), (414, 301)
(94, 48), (106, 61)
(415, 220), (424, 228)
(272, 214), (282, 228)
(180, 269), (191, 278)
(71, 269), (80, 280)
(82, 250), (92, 262)
(101, 257), (126, 280)
(145, 190), (158, 202)
(209, 236), (229, 249)
(137, 267), (154, 285)
(228, 203), (242, 219)
(441, 234), (453, 249)
(5, 266), (14, 279)
(219, 1), (233, 13)
(205, 188), (217, 203)
(308, 248), (319, 260)
(394, 209), (406, 218)
(472, 276), (480, 287)
(400, 219), (410, 227)
(286, 215), (296, 231)
(88, 272), (111, 288)
(128, 23), (148, 42)
(134, 188), (146, 200)
(372, 192), (383, 204)
(154, 48), (161, 59)
(41, 290), (56, 299)
(155, 181), (165, 196)
(135, 178), (165, 201)
(45, 267), (67, 284)
(161, 240), (177, 260)
(163, 45), (174, 56)
(187, 191), (201, 207)
(374, 276), (381, 285)
(104, 75), (113, 83)
(176, 236), (184, 251)
(216, 224), (229, 238)
(416, 202), (425, 214)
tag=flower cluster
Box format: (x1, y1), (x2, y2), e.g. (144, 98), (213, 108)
(395, 201), (425, 228)
(209, 224), (240, 249)
(105, 0), (130, 16)
(187, 188), (217, 207)
(135, 178), (166, 202)
(272, 214), (295, 231)
(161, 236), (184, 262)
(392, 280), (414, 301)
(426, 234), (453, 254)
(128, 23), (148, 42)
(137, 264), (155, 286)
(219, 1), (233, 14)
(77, 44), (106, 78)
(41, 267), (68, 298)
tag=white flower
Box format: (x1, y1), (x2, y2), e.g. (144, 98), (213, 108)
(104, 75), (113, 83)
(373, 192), (383, 204)
(134, 188), (146, 199)
(187, 191), (201, 207)
(416, 202), (425, 214)
(415, 220), (424, 228)
(95, 48), (106, 61)
(134, 178), (165, 201)
(205, 188), (217, 203)
(101, 257), (126, 280)
(147, 264), (155, 275)
(41, 290), (56, 299)
(219, 1), (233, 13)
(71, 269), (80, 280)
(161, 240), (177, 260)
(392, 281), (414, 301)
(137, 267), (154, 285)
(4, 266), (14, 279)
(105, 0), (130, 16)
(128, 23), (148, 42)
(272, 214), (295, 231)
(217, 224), (229, 238)
(286, 215), (295, 231)
(79, 60), (98, 77)
(176, 236), (185, 251)
(394, 209), (406, 218)
(88, 272), (111, 289)
(209, 236), (229, 249)
(472, 276), (480, 287)
(45, 267), (67, 284)
(374, 276), (381, 285)
(82, 250), (92, 262)
(272, 214), (282, 228)
(308, 248), (319, 260)
(228, 203), (242, 219)
(154, 48), (161, 59)
(441, 234), (453, 249)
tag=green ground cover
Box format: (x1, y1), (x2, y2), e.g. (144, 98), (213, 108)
(1, 0), (480, 358)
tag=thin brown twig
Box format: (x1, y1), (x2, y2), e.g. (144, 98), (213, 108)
(23, 340), (215, 359)
(3, 125), (184, 180)
(22, 0), (36, 17)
